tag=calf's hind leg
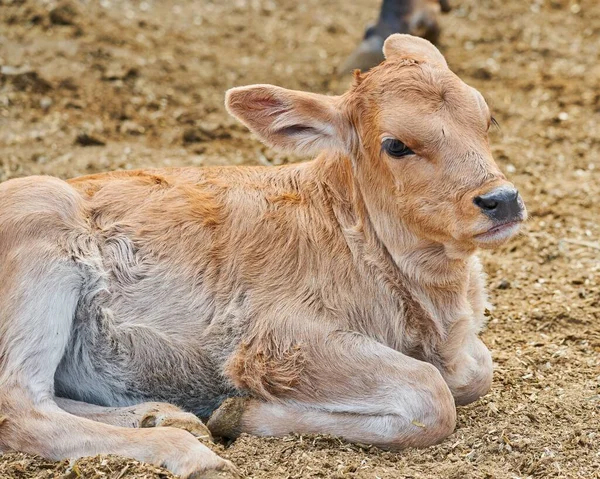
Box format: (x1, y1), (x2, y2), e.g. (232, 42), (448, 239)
(0, 177), (234, 478)
(210, 330), (456, 449)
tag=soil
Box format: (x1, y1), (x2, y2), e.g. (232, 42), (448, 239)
(0, 0), (599, 478)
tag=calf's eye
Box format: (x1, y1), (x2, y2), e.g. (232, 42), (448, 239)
(382, 138), (415, 158)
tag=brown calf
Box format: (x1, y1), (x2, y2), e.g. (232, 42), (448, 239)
(0, 35), (526, 477)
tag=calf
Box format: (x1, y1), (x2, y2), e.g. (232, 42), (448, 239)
(0, 35), (526, 477)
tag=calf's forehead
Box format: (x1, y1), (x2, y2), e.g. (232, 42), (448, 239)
(368, 64), (490, 145)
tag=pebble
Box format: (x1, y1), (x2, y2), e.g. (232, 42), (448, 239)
(40, 97), (53, 110)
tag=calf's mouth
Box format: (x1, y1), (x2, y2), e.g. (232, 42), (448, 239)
(473, 220), (523, 244)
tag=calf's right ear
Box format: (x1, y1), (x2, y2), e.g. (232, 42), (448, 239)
(225, 84), (350, 156)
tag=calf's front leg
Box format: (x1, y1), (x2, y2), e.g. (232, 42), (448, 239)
(209, 330), (456, 449)
(437, 334), (493, 406)
(56, 397), (212, 441)
(436, 257), (494, 406)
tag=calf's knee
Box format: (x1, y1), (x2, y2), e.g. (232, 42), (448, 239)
(387, 365), (457, 449)
(415, 368), (457, 446)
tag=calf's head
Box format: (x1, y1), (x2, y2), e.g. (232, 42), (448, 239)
(226, 34), (526, 253)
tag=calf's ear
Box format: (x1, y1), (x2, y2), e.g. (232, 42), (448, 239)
(226, 85), (350, 156)
(383, 33), (447, 68)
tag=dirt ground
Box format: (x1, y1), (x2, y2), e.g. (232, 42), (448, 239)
(0, 0), (599, 477)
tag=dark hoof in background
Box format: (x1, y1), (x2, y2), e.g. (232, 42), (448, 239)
(338, 34), (386, 75)
(339, 0), (449, 74)
(409, 2), (442, 45)
(439, 0), (452, 13)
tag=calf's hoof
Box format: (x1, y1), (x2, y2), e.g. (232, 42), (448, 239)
(186, 462), (241, 479)
(190, 470), (241, 479)
(207, 397), (250, 440)
(141, 410), (213, 442)
(142, 426), (240, 478)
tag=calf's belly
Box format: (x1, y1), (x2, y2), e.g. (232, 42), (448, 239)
(53, 304), (242, 419)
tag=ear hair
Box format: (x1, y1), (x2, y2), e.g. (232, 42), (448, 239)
(225, 84), (349, 156)
(352, 69), (363, 87)
(383, 34), (447, 68)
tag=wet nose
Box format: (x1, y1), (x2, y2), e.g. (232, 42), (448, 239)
(474, 187), (522, 221)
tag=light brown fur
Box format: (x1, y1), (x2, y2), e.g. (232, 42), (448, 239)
(0, 35), (526, 476)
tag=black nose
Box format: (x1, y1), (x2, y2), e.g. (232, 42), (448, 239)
(474, 187), (522, 221)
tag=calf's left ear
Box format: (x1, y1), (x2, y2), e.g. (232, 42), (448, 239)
(383, 33), (447, 68)
(226, 84), (350, 156)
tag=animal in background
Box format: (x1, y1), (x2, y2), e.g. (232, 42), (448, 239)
(340, 0), (452, 73)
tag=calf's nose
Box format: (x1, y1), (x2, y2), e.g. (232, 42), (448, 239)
(474, 187), (522, 221)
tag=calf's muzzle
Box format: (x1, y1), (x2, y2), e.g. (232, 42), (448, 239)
(473, 186), (523, 223)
